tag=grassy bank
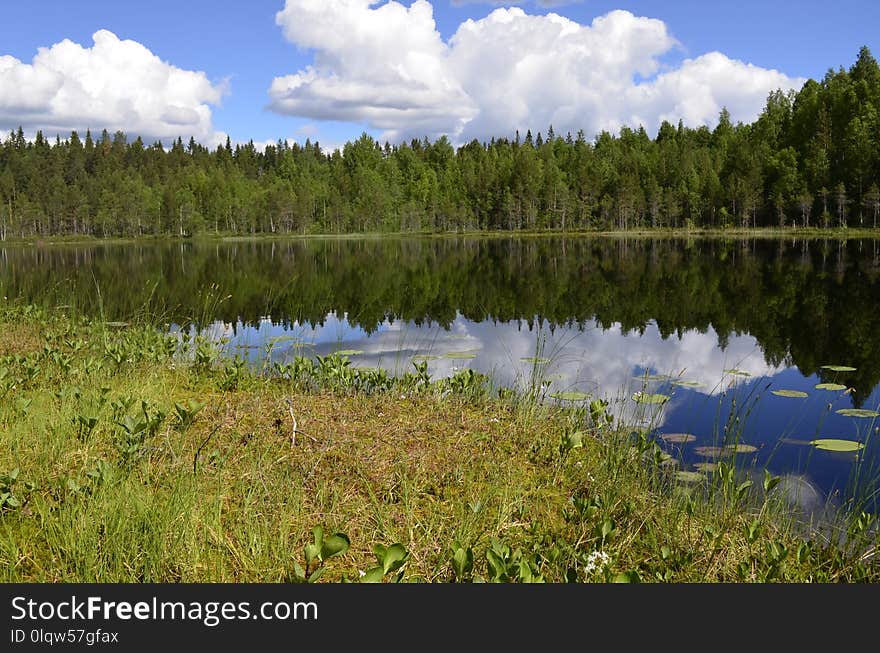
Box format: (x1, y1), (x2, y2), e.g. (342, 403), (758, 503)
(0, 302), (877, 582)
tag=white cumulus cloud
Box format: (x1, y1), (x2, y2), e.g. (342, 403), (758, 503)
(0, 30), (228, 145)
(270, 2), (804, 143)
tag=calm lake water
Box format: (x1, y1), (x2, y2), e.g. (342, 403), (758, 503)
(3, 236), (880, 516)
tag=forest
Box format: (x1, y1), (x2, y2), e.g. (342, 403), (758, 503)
(1, 47), (878, 238)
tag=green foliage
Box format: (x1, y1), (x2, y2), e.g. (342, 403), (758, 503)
(359, 543), (410, 583)
(0, 468), (33, 511)
(1, 47), (878, 238)
(290, 526), (351, 583)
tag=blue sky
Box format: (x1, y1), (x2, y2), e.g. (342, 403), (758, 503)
(1, 1), (878, 150)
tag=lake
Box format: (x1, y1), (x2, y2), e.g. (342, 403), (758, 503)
(3, 235), (880, 518)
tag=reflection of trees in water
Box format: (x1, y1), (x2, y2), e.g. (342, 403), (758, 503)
(3, 237), (880, 402)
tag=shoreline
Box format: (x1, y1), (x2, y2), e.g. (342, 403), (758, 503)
(2, 226), (880, 247)
(0, 303), (877, 582)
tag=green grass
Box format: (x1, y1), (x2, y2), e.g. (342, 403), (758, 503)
(0, 301), (877, 582)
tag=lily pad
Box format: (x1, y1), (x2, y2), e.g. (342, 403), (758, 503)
(835, 408), (880, 418)
(674, 471), (705, 483)
(442, 351), (478, 359)
(268, 335), (297, 344)
(521, 357), (550, 364)
(550, 391), (590, 402)
(693, 446), (728, 459)
(636, 373), (672, 382)
(412, 354), (440, 361)
(632, 392), (670, 405)
(724, 369), (752, 377)
(694, 462), (717, 472)
(815, 383), (847, 391)
(771, 389), (809, 398)
(671, 380), (704, 388)
(821, 365), (857, 372)
(809, 438), (864, 452)
(724, 443), (758, 454)
(660, 433), (697, 444)
(334, 349), (364, 356)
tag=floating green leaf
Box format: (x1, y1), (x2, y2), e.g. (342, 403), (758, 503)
(724, 369), (751, 377)
(724, 443), (758, 454)
(836, 409), (880, 418)
(694, 462), (717, 472)
(660, 433), (697, 444)
(809, 439), (864, 452)
(443, 351), (478, 359)
(550, 391), (590, 402)
(821, 365), (857, 372)
(334, 349), (364, 356)
(412, 354), (440, 361)
(693, 446), (728, 458)
(671, 380), (703, 388)
(520, 357), (550, 364)
(632, 392), (670, 405)
(674, 471), (705, 483)
(637, 373), (671, 381)
(815, 383), (847, 391)
(771, 389), (808, 398)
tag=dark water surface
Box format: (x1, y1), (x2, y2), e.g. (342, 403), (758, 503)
(3, 236), (880, 515)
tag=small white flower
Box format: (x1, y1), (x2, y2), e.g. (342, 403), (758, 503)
(490, 417), (499, 423)
(584, 550), (611, 575)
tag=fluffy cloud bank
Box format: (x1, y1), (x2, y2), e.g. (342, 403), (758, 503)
(270, 2), (804, 143)
(0, 30), (227, 144)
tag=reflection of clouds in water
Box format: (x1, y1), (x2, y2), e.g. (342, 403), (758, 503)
(205, 312), (780, 397)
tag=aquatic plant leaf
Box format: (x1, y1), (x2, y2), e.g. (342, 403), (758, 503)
(809, 439), (864, 452)
(693, 446), (728, 458)
(550, 391), (590, 401)
(724, 443), (758, 454)
(724, 369), (751, 377)
(674, 471), (705, 483)
(694, 462), (717, 472)
(334, 349), (364, 356)
(412, 355), (440, 361)
(815, 383), (847, 391)
(821, 365), (857, 372)
(835, 409), (880, 418)
(660, 433), (697, 444)
(520, 357), (550, 364)
(640, 374), (672, 381)
(671, 380), (703, 388)
(632, 392), (670, 404)
(771, 389), (808, 398)
(442, 351), (478, 359)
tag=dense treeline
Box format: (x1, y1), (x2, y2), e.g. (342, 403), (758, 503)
(1, 48), (879, 238)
